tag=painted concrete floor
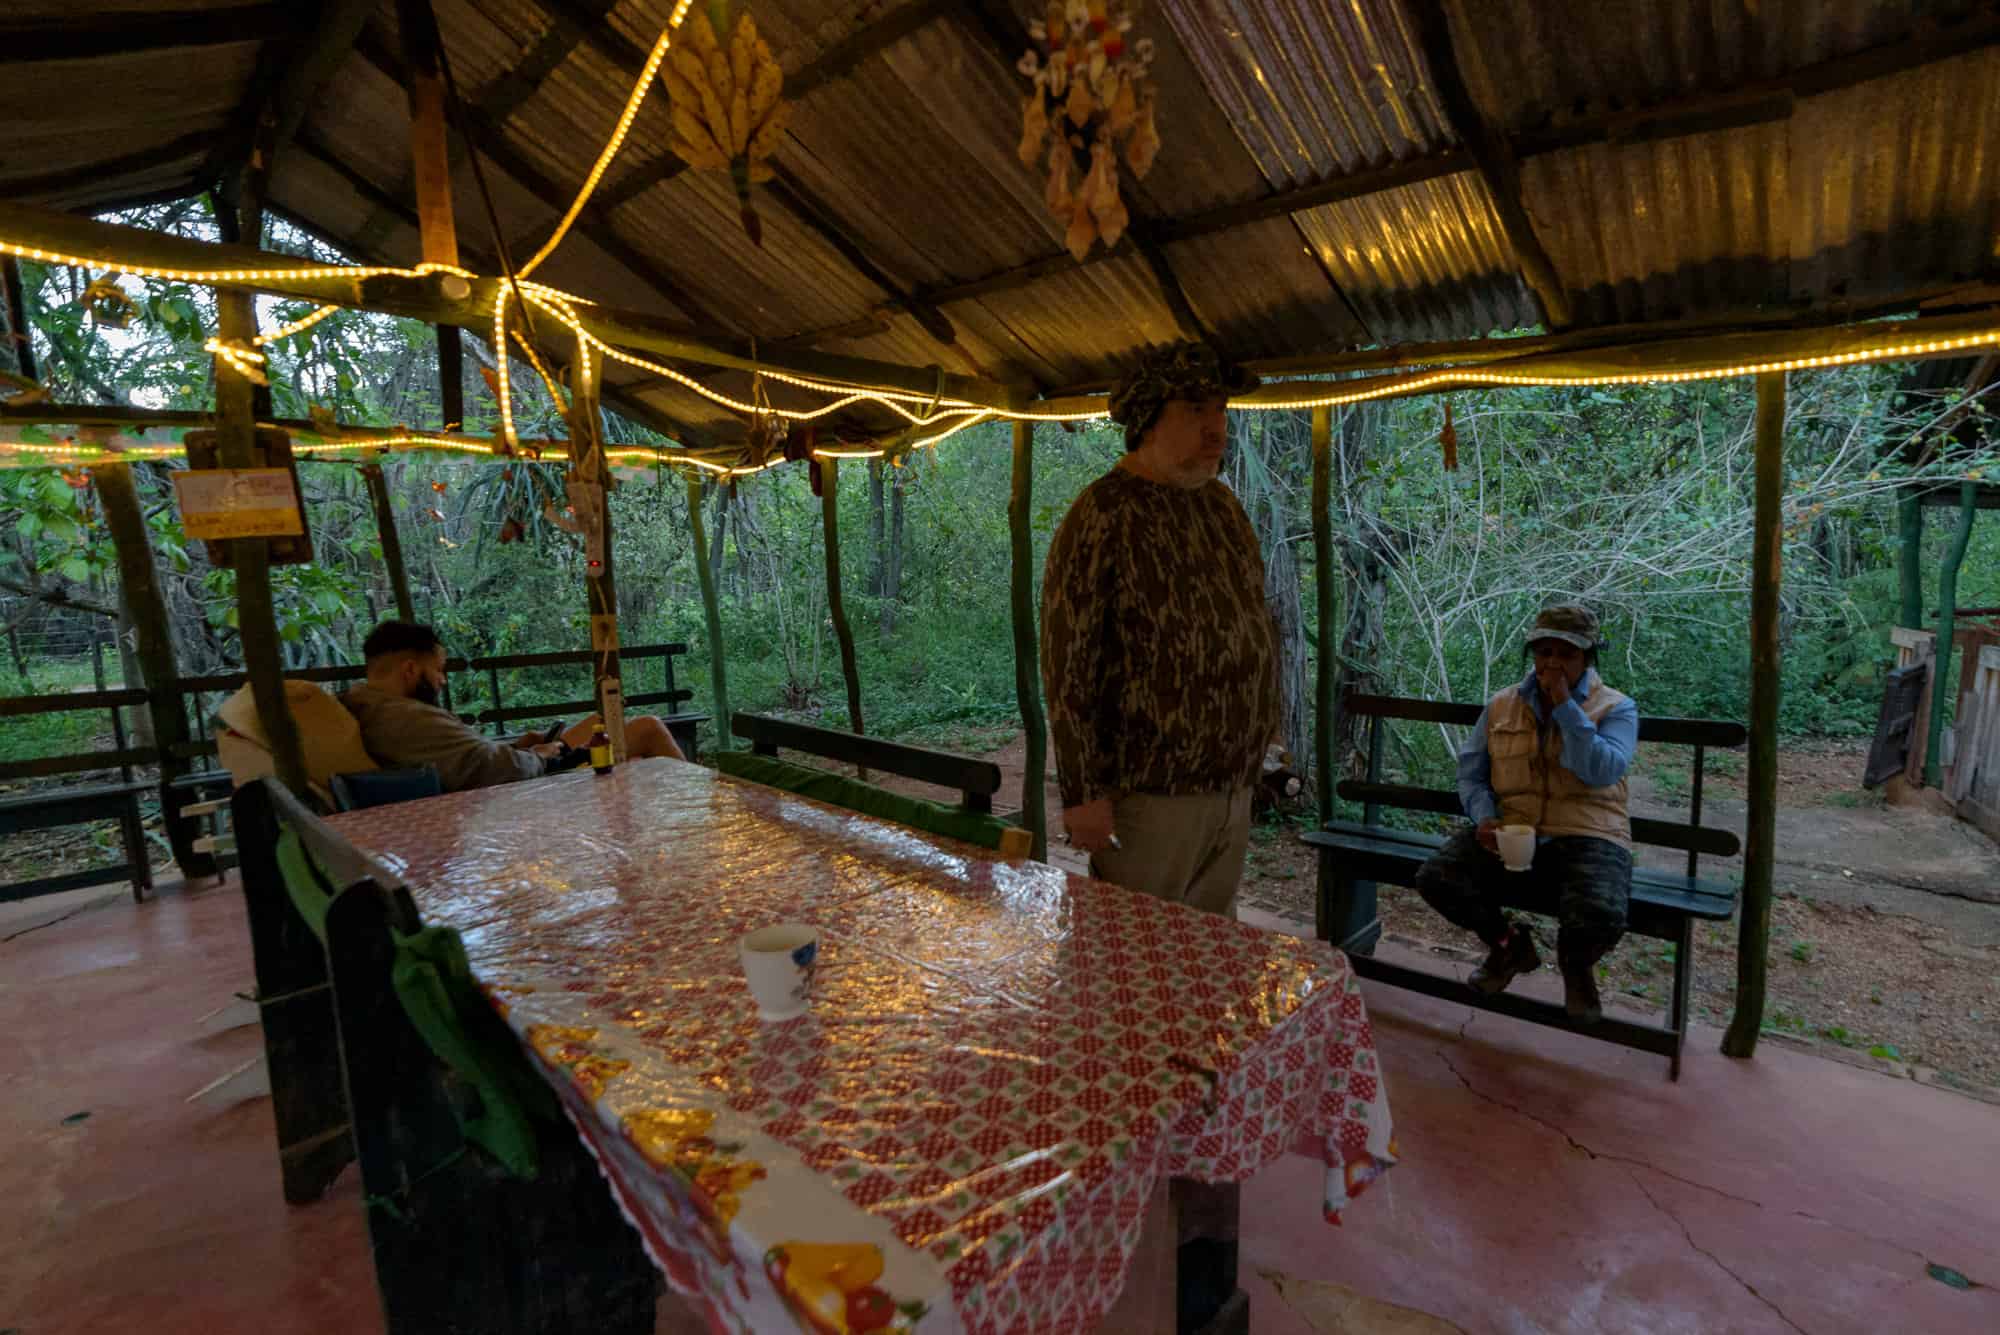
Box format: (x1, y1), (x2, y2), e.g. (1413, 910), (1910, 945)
(4, 880), (1996, 1335)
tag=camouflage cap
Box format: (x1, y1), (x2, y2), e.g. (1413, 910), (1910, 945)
(1526, 603), (1601, 650)
(1106, 341), (1259, 442)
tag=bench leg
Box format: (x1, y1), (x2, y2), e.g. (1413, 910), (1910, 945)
(1317, 849), (1381, 956)
(119, 791), (152, 902)
(1669, 917), (1695, 1081)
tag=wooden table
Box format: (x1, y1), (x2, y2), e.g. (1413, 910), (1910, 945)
(331, 758), (1397, 1334)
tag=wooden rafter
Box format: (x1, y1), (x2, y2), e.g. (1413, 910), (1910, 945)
(201, 0), (377, 205)
(0, 197), (1020, 409)
(475, 0), (619, 125)
(1407, 0), (1570, 328)
(5, 132), (215, 203)
(355, 23), (725, 331)
(0, 6), (306, 64)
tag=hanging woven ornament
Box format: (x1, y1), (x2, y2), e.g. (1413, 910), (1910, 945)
(741, 359), (787, 468)
(1016, 1), (1161, 260)
(1439, 400), (1458, 472)
(663, 3), (790, 246)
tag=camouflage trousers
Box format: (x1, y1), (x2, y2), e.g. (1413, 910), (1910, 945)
(1413, 827), (1632, 970)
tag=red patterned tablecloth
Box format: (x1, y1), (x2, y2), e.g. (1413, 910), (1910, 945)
(330, 758), (1395, 1335)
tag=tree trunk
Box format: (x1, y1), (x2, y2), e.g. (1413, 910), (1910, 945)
(1331, 407), (1386, 779)
(687, 476), (732, 738)
(867, 456), (887, 598)
(1264, 492), (1309, 767)
(707, 481), (729, 598)
(1009, 421), (1047, 860)
(1311, 405), (1334, 827)
(883, 463), (905, 636)
(820, 459), (866, 758)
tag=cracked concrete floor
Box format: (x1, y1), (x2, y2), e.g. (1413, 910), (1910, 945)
(1243, 947), (2000, 1335)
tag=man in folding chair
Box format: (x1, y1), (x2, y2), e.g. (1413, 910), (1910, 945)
(342, 621), (683, 792)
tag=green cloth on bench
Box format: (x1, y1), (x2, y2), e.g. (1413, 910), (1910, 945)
(273, 829), (551, 1179)
(713, 750), (1015, 851)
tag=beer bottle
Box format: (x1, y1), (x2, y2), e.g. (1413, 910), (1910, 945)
(589, 724), (613, 776)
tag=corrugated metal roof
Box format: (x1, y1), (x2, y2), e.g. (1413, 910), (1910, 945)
(3, 0), (1999, 453)
(1446, 0), (1932, 137)
(1296, 173), (1536, 341)
(1160, 0), (1451, 181)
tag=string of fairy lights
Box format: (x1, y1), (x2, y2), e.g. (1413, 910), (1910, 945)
(1, 0), (1998, 474)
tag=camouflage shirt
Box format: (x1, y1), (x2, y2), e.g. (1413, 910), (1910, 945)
(1040, 465), (1280, 808)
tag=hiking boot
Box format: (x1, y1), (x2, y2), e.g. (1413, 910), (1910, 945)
(1468, 928), (1540, 996)
(1563, 959), (1603, 1024)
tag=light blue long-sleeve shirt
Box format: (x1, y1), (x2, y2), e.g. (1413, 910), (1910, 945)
(1455, 669), (1639, 824)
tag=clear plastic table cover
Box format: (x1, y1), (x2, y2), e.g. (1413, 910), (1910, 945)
(330, 758), (1397, 1335)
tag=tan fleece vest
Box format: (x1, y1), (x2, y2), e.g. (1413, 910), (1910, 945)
(1486, 679), (1633, 849)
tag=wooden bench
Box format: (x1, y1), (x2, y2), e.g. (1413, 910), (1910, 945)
(729, 711), (1031, 858)
(1304, 692), (1745, 1079)
(0, 687), (156, 902)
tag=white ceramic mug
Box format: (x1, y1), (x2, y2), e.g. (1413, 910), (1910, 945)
(1496, 824), (1536, 872)
(740, 923), (819, 1021)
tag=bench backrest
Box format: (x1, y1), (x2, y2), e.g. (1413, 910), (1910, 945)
(1339, 691), (1746, 873)
(731, 711), (1003, 813)
(0, 687), (154, 782)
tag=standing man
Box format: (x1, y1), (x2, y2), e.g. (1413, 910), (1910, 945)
(1040, 341), (1279, 915)
(1414, 605), (1639, 1022)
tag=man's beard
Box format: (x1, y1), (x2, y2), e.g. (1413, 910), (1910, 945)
(410, 679), (441, 707)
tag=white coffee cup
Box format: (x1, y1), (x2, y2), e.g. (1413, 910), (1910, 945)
(1496, 824), (1536, 872)
(739, 923), (819, 1021)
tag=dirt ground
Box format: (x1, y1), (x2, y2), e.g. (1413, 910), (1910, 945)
(8, 729), (1996, 1097)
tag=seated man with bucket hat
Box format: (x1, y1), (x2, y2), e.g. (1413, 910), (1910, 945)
(1413, 604), (1640, 1023)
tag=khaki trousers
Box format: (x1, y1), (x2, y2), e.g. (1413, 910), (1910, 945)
(1089, 788), (1252, 916)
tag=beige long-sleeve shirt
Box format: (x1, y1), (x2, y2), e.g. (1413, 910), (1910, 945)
(1039, 467), (1280, 808)
(341, 685), (544, 792)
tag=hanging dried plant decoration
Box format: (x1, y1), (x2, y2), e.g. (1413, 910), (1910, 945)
(1017, 1), (1161, 261)
(662, 2), (791, 245)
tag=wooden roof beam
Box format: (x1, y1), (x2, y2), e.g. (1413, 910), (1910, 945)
(1408, 0), (1570, 329)
(0, 6), (308, 63)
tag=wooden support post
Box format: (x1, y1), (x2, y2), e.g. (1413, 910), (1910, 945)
(2, 254), (34, 379)
(820, 458), (867, 759)
(1925, 481), (1980, 788)
(568, 343), (624, 759)
(686, 476), (733, 740)
(1009, 420), (1048, 860)
(91, 459), (205, 878)
(1722, 372), (1786, 1059)
(1310, 405), (1335, 830)
(437, 327), (465, 430)
(212, 191), (311, 800)
(398, 0), (465, 434)
(1899, 489), (1926, 629)
(359, 458), (415, 621)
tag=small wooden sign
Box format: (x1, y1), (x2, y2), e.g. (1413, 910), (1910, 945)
(173, 468), (304, 540)
(181, 427), (313, 566)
